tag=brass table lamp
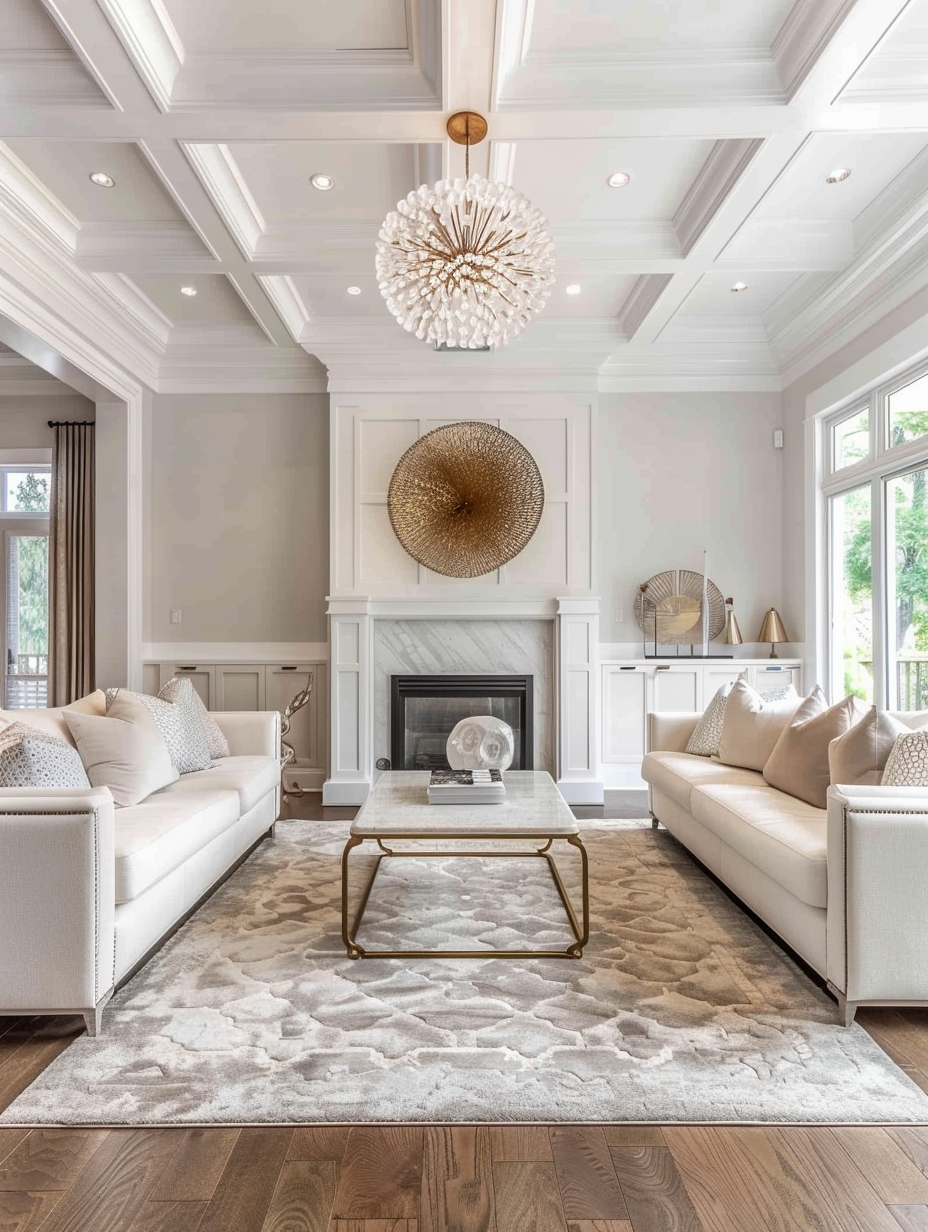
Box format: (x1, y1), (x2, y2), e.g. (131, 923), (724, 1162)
(758, 608), (788, 658)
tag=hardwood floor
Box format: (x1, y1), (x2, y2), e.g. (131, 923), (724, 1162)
(2, 799), (928, 1228)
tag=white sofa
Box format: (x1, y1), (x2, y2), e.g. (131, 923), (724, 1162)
(643, 710), (928, 1025)
(0, 707), (280, 1035)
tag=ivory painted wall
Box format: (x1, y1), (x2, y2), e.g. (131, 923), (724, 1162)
(147, 393), (328, 643)
(597, 391), (786, 656)
(0, 395), (93, 447)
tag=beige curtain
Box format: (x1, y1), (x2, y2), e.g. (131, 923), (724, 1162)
(48, 422), (95, 706)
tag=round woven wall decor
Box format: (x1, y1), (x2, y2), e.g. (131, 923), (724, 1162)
(387, 421), (545, 578)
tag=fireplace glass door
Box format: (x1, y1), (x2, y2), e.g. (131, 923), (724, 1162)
(391, 675), (532, 771)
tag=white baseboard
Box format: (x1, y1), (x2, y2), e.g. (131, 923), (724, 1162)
(322, 779), (371, 806)
(557, 778), (605, 805)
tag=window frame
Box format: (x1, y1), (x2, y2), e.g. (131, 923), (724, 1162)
(0, 463), (51, 516)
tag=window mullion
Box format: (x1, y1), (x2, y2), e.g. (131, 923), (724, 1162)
(872, 474), (889, 708)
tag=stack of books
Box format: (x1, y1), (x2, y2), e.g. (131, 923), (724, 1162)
(427, 768), (506, 805)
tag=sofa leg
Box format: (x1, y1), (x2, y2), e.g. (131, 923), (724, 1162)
(827, 982), (858, 1027)
(268, 822), (277, 838)
(83, 989), (114, 1037)
(650, 814), (660, 830)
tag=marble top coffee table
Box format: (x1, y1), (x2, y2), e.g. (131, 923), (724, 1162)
(341, 770), (589, 960)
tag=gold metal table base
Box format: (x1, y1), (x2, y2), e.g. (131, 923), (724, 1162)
(341, 832), (589, 960)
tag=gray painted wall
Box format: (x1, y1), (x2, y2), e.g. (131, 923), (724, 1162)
(597, 391), (785, 656)
(147, 392), (328, 643)
(0, 396), (93, 446)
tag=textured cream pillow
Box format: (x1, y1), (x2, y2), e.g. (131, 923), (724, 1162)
(65, 694), (178, 807)
(764, 688), (864, 808)
(882, 730), (928, 786)
(828, 707), (918, 786)
(716, 678), (801, 771)
(685, 673), (748, 757)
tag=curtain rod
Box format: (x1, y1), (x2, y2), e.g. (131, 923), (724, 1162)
(47, 420), (94, 427)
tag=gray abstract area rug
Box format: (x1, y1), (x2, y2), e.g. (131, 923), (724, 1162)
(5, 819), (928, 1126)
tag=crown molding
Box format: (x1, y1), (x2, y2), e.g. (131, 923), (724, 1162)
(182, 143), (265, 260)
(673, 138), (764, 255)
(0, 143), (79, 254)
(75, 221), (214, 272)
(257, 275), (312, 344)
(853, 145), (928, 253)
(617, 274), (673, 337)
(90, 273), (172, 346)
(771, 0), (857, 98)
(0, 50), (108, 108)
(96, 0), (184, 110)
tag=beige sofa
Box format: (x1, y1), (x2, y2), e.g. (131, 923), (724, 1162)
(643, 711), (928, 1025)
(0, 706), (280, 1035)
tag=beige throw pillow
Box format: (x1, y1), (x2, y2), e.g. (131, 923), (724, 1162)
(716, 678), (800, 771)
(65, 694), (178, 807)
(828, 707), (918, 786)
(764, 688), (864, 809)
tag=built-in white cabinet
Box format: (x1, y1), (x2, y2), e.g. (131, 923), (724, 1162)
(601, 658), (802, 788)
(146, 659), (328, 791)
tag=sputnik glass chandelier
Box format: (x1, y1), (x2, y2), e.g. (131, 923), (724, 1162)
(376, 111), (555, 349)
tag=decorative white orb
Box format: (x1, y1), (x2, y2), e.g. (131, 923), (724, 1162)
(446, 716), (515, 771)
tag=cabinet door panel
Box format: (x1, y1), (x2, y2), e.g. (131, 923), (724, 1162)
(602, 667), (648, 761)
(653, 667), (700, 712)
(265, 663), (325, 767)
(161, 663), (215, 708)
(704, 665), (744, 700)
(216, 665), (265, 711)
(752, 665), (800, 696)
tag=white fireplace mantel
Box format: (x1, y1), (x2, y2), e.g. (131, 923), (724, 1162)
(323, 595), (603, 807)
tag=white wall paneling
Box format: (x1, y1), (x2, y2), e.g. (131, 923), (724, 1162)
(602, 657), (802, 788)
(557, 597), (602, 802)
(324, 600), (373, 804)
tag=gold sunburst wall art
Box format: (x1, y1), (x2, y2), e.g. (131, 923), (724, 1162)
(387, 421), (545, 578)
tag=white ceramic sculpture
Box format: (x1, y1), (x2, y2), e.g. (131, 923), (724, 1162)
(446, 715), (515, 771)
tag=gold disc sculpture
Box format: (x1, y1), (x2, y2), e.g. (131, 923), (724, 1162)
(635, 569), (726, 645)
(387, 421), (545, 578)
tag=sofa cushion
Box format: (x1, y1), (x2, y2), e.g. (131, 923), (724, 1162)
(690, 782), (828, 908)
(65, 700), (179, 807)
(717, 678), (801, 771)
(115, 789), (240, 904)
(156, 755), (279, 815)
(642, 750), (763, 812)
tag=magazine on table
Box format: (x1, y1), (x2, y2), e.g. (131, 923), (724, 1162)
(427, 767), (506, 804)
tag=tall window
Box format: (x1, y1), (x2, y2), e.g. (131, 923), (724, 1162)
(824, 367), (928, 710)
(0, 462), (50, 708)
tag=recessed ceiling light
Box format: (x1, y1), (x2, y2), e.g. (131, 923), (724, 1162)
(826, 167), (851, 184)
(730, 281), (748, 293)
(347, 286), (362, 295)
(310, 173), (335, 191)
(607, 171), (631, 188)
(89, 171), (115, 188)
(566, 284), (582, 295)
(180, 285), (198, 297)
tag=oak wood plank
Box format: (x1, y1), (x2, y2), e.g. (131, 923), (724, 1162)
(332, 1128), (423, 1221)
(0, 1022), (81, 1115)
(492, 1162), (568, 1232)
(608, 1147), (703, 1232)
(489, 1127), (554, 1162)
(0, 1129), (109, 1192)
(831, 1129), (928, 1204)
(287, 1128), (351, 1162)
(329, 1222), (418, 1231)
(859, 1010), (928, 1072)
(0, 1188), (63, 1232)
(601, 1128), (666, 1149)
(566, 1223), (633, 1232)
(33, 1128), (184, 1232)
(889, 1129), (928, 1178)
(260, 1160), (336, 1232)
(0, 1134), (29, 1172)
(197, 1128), (292, 1232)
(889, 1208), (928, 1232)
(124, 1199), (208, 1232)
(550, 1128), (626, 1221)
(420, 1126), (494, 1232)
(149, 1129), (239, 1202)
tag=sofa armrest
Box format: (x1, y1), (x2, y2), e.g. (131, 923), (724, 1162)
(647, 712), (700, 754)
(0, 788), (115, 1018)
(211, 710), (281, 758)
(827, 784), (928, 1003)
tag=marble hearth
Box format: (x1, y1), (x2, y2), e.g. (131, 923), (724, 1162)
(324, 598), (602, 806)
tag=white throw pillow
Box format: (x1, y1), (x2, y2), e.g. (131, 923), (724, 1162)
(105, 682), (211, 774)
(159, 676), (229, 760)
(65, 695), (178, 806)
(716, 677), (801, 771)
(881, 730), (928, 786)
(685, 673), (747, 757)
(0, 721), (90, 789)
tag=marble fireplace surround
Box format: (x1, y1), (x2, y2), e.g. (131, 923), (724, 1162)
(324, 597), (602, 806)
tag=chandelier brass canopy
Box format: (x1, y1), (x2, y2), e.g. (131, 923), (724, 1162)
(375, 112), (556, 350)
(387, 421), (545, 578)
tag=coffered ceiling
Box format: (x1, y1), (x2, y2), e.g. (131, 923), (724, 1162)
(3, 0), (928, 391)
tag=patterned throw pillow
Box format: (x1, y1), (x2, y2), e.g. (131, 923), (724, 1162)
(881, 730), (928, 786)
(105, 680), (212, 774)
(159, 677), (229, 760)
(0, 721), (91, 788)
(686, 681), (736, 757)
